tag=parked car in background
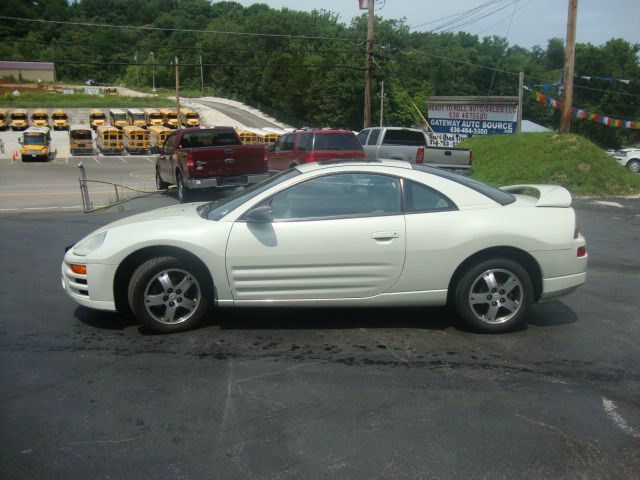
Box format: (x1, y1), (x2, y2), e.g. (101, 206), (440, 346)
(266, 128), (365, 172)
(611, 145), (640, 173)
(357, 127), (472, 174)
(62, 159), (588, 334)
(155, 127), (268, 202)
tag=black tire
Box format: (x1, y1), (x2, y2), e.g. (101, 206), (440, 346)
(176, 172), (190, 203)
(155, 167), (169, 190)
(453, 258), (533, 333)
(127, 256), (211, 333)
(627, 159), (640, 174)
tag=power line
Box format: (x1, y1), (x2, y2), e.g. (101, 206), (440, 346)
(0, 15), (362, 44)
(410, 0), (507, 30)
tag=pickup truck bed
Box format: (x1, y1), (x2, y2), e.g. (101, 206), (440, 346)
(357, 127), (472, 174)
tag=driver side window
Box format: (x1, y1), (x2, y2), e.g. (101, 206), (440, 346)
(268, 173), (401, 221)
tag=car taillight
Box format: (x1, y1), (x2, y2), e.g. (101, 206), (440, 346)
(416, 147), (424, 164)
(187, 154), (195, 172)
(306, 152), (315, 164)
(469, 150), (474, 165)
(577, 246), (586, 257)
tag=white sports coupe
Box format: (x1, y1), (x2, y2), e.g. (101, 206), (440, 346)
(62, 160), (587, 333)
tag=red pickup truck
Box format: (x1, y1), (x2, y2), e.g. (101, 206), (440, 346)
(155, 127), (268, 202)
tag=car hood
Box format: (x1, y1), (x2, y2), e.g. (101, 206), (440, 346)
(94, 202), (207, 233)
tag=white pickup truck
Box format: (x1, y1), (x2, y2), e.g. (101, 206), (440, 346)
(357, 127), (472, 174)
(611, 145), (640, 173)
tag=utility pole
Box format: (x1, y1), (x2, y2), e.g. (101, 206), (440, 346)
(175, 56), (181, 130)
(150, 51), (156, 94)
(560, 0), (578, 133)
(200, 55), (205, 97)
(363, 0), (374, 128)
(517, 71), (523, 133)
(379, 80), (384, 126)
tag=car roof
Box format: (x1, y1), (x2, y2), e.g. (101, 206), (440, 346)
(293, 128), (355, 135)
(295, 158), (414, 174)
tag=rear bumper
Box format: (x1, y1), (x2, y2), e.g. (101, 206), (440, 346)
(187, 172), (269, 189)
(539, 271), (587, 302)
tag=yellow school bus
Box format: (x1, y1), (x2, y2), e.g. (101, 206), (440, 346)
(159, 108), (179, 129)
(0, 109), (8, 129)
(108, 108), (127, 129)
(20, 126), (51, 161)
(51, 109), (69, 130)
(89, 109), (107, 130)
(263, 132), (281, 146)
(238, 128), (264, 145)
(69, 125), (94, 155)
(10, 109), (29, 130)
(123, 125), (150, 154)
(148, 125), (172, 154)
(180, 108), (200, 127)
(96, 125), (124, 153)
(144, 108), (164, 127)
(127, 108), (147, 128)
(31, 109), (50, 127)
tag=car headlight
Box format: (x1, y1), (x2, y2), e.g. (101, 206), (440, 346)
(73, 232), (107, 256)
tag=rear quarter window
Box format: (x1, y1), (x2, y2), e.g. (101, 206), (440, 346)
(382, 130), (426, 146)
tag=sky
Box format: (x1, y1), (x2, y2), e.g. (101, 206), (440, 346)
(232, 0), (640, 50)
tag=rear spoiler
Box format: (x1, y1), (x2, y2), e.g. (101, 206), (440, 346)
(500, 184), (572, 207)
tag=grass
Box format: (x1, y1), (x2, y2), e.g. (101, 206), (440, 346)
(459, 132), (640, 196)
(0, 91), (175, 108)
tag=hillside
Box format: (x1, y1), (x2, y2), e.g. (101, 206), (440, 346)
(461, 132), (640, 196)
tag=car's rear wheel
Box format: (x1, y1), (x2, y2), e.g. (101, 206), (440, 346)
(176, 172), (190, 203)
(128, 256), (211, 333)
(155, 168), (168, 190)
(454, 258), (532, 332)
(627, 159), (640, 173)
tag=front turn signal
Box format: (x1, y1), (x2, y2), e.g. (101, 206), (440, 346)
(70, 264), (87, 275)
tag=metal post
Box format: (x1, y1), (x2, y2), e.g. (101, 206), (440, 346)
(151, 51), (156, 94)
(78, 162), (92, 212)
(517, 72), (524, 133)
(200, 55), (204, 97)
(379, 80), (384, 127)
(175, 57), (181, 130)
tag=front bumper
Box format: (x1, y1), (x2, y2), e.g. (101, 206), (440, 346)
(61, 260), (117, 311)
(187, 172), (269, 189)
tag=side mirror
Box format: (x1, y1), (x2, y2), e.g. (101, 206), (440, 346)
(18, 138), (22, 144)
(245, 205), (273, 223)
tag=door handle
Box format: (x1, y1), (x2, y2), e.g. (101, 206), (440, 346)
(372, 231), (400, 240)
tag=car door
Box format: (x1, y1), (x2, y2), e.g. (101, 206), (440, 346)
(267, 133), (295, 172)
(225, 172), (406, 301)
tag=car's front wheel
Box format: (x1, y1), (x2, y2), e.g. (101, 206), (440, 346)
(127, 256), (211, 333)
(627, 159), (640, 173)
(454, 258), (533, 332)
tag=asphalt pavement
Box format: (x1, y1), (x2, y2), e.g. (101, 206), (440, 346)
(0, 195), (638, 479)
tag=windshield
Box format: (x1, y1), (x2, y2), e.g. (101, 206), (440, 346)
(71, 130), (92, 140)
(198, 170), (300, 221)
(53, 114), (67, 120)
(134, 114), (145, 121)
(24, 134), (46, 145)
(186, 113), (199, 119)
(114, 114), (126, 121)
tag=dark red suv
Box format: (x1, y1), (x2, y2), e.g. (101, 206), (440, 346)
(265, 128), (365, 173)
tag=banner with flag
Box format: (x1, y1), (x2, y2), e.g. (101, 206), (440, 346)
(524, 86), (640, 129)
